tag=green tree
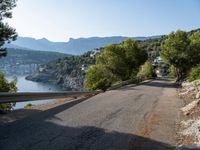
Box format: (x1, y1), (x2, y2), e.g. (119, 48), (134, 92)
(137, 61), (154, 80)
(161, 30), (200, 81)
(188, 67), (200, 82)
(96, 44), (129, 80)
(189, 31), (200, 66)
(122, 39), (148, 78)
(0, 73), (17, 111)
(84, 39), (148, 90)
(96, 39), (147, 81)
(0, 0), (17, 111)
(161, 30), (190, 81)
(84, 65), (112, 91)
(0, 0), (17, 57)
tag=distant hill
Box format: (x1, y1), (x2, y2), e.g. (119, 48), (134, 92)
(5, 36), (161, 55)
(0, 48), (69, 76)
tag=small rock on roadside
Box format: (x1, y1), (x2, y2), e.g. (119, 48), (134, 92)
(196, 92), (200, 99)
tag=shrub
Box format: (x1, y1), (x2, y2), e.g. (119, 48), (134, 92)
(130, 69), (139, 81)
(0, 73), (17, 111)
(25, 103), (33, 108)
(137, 61), (154, 80)
(188, 67), (200, 82)
(168, 65), (177, 78)
(84, 65), (112, 91)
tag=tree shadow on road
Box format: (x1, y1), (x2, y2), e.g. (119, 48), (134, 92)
(114, 79), (177, 92)
(0, 96), (176, 150)
(144, 80), (177, 89)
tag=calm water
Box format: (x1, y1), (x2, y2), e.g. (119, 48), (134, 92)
(7, 76), (64, 109)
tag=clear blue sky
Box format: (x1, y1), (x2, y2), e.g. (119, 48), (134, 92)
(7, 0), (200, 42)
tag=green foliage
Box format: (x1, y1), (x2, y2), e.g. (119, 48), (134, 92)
(123, 39), (148, 78)
(130, 69), (138, 80)
(84, 39), (148, 90)
(84, 65), (112, 91)
(25, 103), (33, 108)
(97, 44), (129, 80)
(189, 31), (200, 66)
(97, 39), (147, 80)
(0, 0), (17, 57)
(168, 65), (177, 78)
(0, 72), (17, 111)
(161, 30), (200, 80)
(188, 67), (200, 82)
(137, 61), (154, 80)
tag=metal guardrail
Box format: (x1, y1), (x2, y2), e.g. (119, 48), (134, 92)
(0, 91), (100, 103)
(0, 79), (153, 104)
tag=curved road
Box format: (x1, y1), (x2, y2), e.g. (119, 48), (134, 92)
(0, 80), (182, 150)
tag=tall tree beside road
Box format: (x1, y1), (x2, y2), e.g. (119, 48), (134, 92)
(0, 0), (17, 111)
(85, 39), (148, 91)
(161, 30), (200, 81)
(0, 0), (17, 57)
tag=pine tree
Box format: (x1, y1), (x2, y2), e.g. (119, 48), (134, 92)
(0, 0), (17, 57)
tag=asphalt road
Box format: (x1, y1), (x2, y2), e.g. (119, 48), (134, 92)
(0, 80), (182, 150)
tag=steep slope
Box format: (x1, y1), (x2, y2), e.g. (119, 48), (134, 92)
(26, 51), (96, 91)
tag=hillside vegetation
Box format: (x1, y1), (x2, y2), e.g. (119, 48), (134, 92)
(85, 39), (148, 91)
(26, 28), (200, 91)
(0, 48), (69, 76)
(26, 51), (95, 91)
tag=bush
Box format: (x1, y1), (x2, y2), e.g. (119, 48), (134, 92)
(188, 67), (200, 82)
(25, 103), (33, 108)
(84, 65), (112, 91)
(137, 61), (154, 80)
(130, 69), (138, 81)
(0, 73), (17, 111)
(168, 65), (177, 78)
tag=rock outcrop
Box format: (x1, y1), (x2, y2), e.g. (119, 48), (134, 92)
(179, 80), (200, 115)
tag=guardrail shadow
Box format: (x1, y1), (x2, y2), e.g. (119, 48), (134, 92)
(0, 96), (90, 125)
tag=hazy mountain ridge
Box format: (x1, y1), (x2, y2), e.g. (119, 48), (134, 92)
(5, 36), (162, 55)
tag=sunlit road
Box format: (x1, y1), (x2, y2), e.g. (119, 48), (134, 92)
(0, 80), (182, 150)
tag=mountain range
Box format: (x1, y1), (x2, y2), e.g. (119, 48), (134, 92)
(5, 36), (161, 55)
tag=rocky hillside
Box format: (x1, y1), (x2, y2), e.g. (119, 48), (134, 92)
(0, 48), (69, 76)
(26, 50), (97, 91)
